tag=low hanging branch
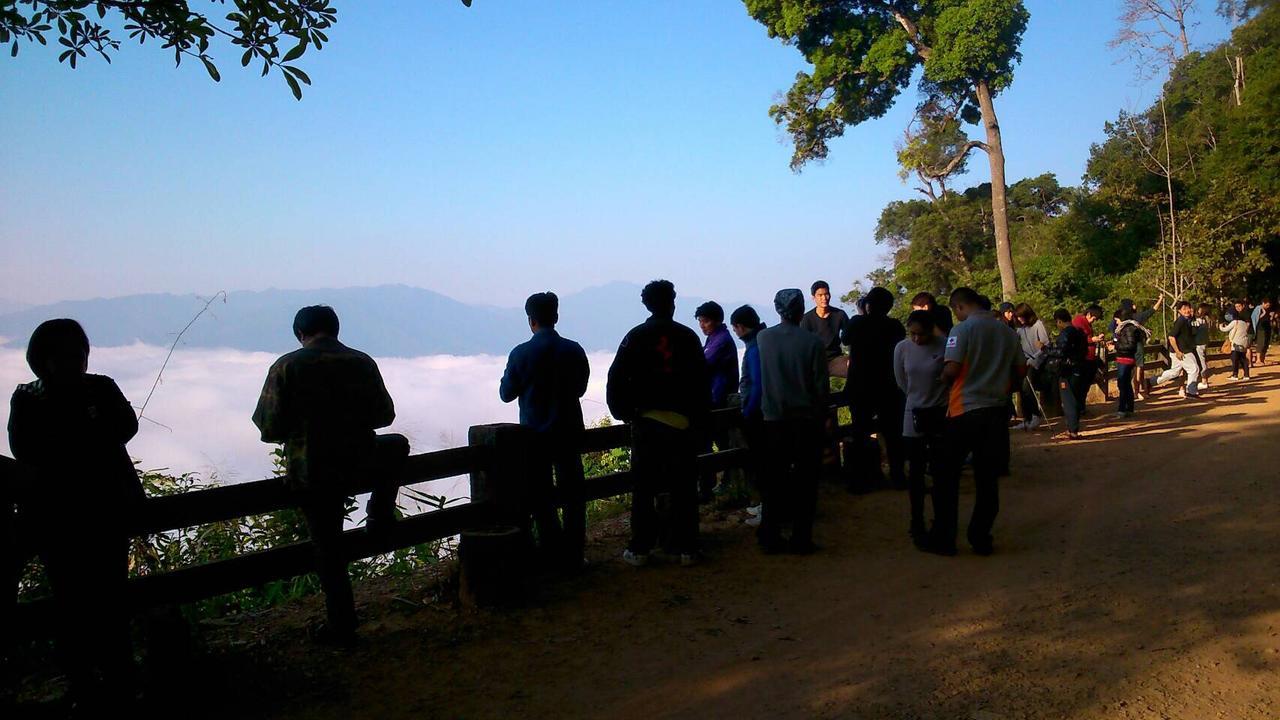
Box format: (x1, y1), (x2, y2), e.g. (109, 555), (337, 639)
(137, 290), (227, 422)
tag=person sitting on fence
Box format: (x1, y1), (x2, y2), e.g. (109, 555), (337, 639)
(729, 305), (766, 528)
(8, 319), (142, 709)
(755, 289), (829, 555)
(1148, 301), (1202, 399)
(252, 305), (407, 645)
(695, 300), (739, 502)
(1220, 301), (1252, 381)
(893, 309), (948, 550)
(499, 291), (591, 571)
(606, 280), (709, 568)
(841, 287), (907, 493)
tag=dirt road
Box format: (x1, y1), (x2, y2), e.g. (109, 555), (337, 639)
(203, 364), (1279, 720)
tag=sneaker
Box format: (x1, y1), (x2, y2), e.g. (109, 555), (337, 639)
(1026, 416), (1043, 431)
(1013, 420), (1029, 431)
(746, 504), (762, 517)
(621, 549), (649, 567)
(679, 553), (700, 567)
(1112, 411), (1132, 419)
(744, 515), (761, 528)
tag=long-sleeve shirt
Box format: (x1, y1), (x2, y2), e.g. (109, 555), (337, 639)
(841, 313), (907, 400)
(499, 328), (589, 436)
(739, 328), (763, 421)
(8, 374), (144, 517)
(703, 324), (740, 408)
(252, 337), (395, 490)
(1220, 318), (1251, 349)
(756, 322), (828, 422)
(893, 336), (947, 438)
(1016, 320), (1049, 361)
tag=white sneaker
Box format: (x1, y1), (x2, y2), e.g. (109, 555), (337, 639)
(679, 553), (699, 567)
(746, 504), (762, 516)
(622, 549), (648, 567)
(1013, 421), (1029, 431)
(1027, 416), (1043, 431)
(744, 515), (762, 528)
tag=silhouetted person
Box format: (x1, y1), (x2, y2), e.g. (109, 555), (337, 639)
(730, 305), (767, 524)
(252, 305), (406, 644)
(8, 319), (141, 709)
(695, 301), (738, 501)
(931, 288), (1024, 556)
(607, 280), (709, 567)
(499, 292), (590, 571)
(755, 289), (828, 554)
(841, 287), (907, 492)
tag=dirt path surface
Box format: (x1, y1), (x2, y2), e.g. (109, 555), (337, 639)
(215, 364), (1279, 720)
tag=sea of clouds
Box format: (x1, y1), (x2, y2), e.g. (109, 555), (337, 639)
(0, 342), (617, 503)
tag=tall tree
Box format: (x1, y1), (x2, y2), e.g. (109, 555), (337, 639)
(743, 0), (1031, 299)
(1110, 0), (1198, 79)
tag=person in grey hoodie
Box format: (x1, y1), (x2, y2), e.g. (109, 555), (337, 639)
(893, 310), (948, 548)
(754, 289), (829, 554)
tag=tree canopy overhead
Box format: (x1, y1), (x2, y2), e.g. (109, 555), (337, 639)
(743, 0), (1031, 299)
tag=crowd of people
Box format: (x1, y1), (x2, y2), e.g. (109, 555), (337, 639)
(4, 284), (1278, 710)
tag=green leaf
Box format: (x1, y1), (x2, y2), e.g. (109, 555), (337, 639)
(201, 56), (221, 82)
(284, 65), (310, 85)
(284, 71), (302, 100)
(9, 41), (16, 58)
(241, 48), (251, 66)
(282, 41), (307, 63)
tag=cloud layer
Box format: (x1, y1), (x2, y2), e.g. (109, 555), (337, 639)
(0, 345), (618, 501)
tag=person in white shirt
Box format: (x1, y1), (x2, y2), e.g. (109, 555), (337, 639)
(1012, 303), (1049, 431)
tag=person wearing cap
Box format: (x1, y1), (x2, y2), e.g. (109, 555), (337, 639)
(754, 289), (829, 554)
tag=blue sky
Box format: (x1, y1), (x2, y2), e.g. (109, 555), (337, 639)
(0, 0), (1230, 308)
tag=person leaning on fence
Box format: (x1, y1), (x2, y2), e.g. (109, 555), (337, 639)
(893, 309), (948, 550)
(928, 288), (1024, 557)
(7, 319), (142, 710)
(252, 305), (408, 645)
(695, 300), (739, 502)
(729, 305), (766, 527)
(841, 286), (907, 493)
(1148, 301), (1202, 399)
(606, 280), (709, 568)
(755, 289), (829, 555)
(499, 291), (591, 571)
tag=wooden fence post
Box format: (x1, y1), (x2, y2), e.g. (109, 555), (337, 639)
(460, 423), (536, 608)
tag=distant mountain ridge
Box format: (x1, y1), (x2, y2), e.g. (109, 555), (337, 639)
(0, 283), (776, 356)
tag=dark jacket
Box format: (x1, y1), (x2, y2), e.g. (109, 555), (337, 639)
(703, 324), (740, 408)
(499, 328), (589, 436)
(841, 313), (907, 398)
(1050, 325), (1089, 376)
(606, 315), (709, 426)
(252, 337), (395, 491)
(8, 374), (143, 522)
(1114, 321), (1148, 361)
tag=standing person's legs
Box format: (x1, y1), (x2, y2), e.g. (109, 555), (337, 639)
(1235, 349), (1250, 378)
(789, 419), (823, 550)
(526, 449), (564, 554)
(966, 408), (1003, 554)
(928, 418), (965, 553)
(666, 426), (700, 557)
(627, 421), (660, 556)
(553, 445), (586, 569)
(1196, 345), (1209, 385)
(300, 494), (357, 637)
(905, 436), (929, 539)
(366, 433), (410, 534)
(847, 393), (880, 491)
(1134, 345), (1147, 399)
(757, 421), (787, 551)
(1059, 375), (1081, 434)
(1117, 363), (1135, 414)
(878, 392), (907, 489)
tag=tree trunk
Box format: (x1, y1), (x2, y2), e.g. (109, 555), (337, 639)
(975, 80), (1017, 299)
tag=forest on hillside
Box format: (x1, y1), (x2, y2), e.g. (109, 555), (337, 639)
(845, 3), (1279, 317)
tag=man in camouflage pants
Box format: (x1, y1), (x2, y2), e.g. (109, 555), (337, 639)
(253, 305), (406, 644)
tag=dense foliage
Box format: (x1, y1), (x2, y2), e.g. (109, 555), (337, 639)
(853, 3), (1280, 317)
